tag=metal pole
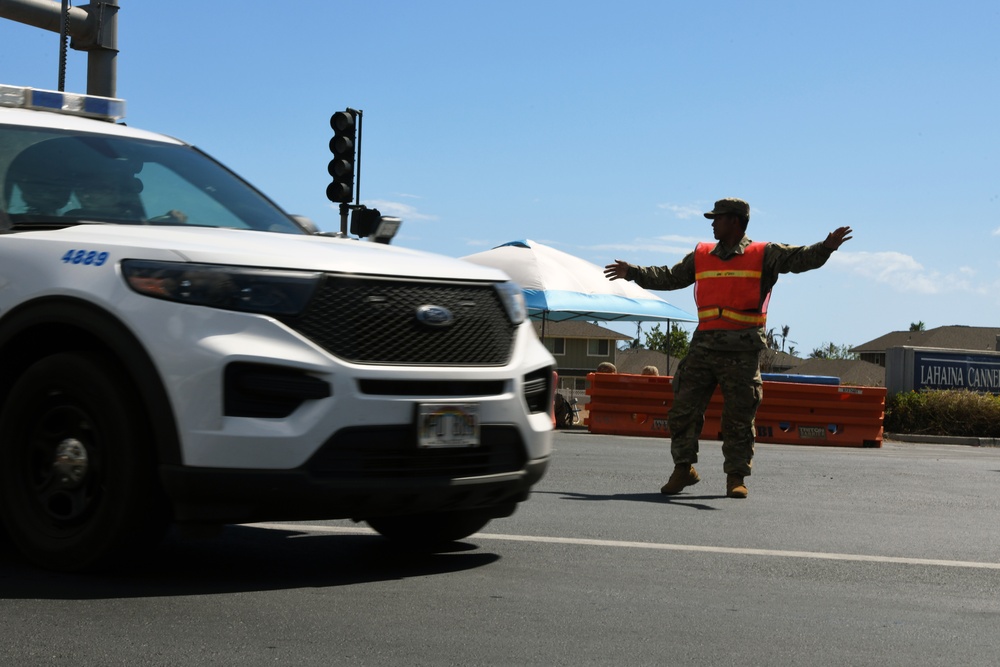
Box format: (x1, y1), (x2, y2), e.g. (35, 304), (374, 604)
(0, 0), (118, 97)
(339, 203), (349, 236)
(81, 0), (118, 98)
(354, 109), (362, 205)
(666, 319), (671, 376)
(0, 0), (88, 32)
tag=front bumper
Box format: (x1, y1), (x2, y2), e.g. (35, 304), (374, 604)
(160, 455), (550, 525)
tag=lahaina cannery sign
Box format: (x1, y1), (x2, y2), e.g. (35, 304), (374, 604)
(886, 346), (1000, 394)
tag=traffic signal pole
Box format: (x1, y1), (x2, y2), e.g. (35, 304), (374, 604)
(326, 106), (397, 242)
(341, 110), (363, 237)
(339, 203), (350, 237)
(328, 107), (360, 236)
(0, 0), (120, 97)
(354, 109), (363, 208)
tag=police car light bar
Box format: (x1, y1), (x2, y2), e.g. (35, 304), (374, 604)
(0, 84), (125, 121)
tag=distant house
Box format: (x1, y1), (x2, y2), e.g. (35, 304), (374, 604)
(851, 326), (1000, 367)
(533, 321), (631, 391)
(615, 348), (680, 376)
(759, 350), (802, 373)
(784, 358), (887, 387)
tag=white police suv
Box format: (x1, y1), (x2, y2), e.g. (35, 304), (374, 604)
(0, 85), (554, 570)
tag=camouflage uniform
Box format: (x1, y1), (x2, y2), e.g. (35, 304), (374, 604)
(625, 235), (834, 475)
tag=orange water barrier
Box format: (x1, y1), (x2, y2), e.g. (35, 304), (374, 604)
(584, 372), (885, 448)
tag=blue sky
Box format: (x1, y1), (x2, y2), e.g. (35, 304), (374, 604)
(4, 1), (999, 355)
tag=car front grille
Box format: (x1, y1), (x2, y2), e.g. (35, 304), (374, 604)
(280, 275), (516, 365)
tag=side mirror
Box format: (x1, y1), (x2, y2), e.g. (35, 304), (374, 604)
(290, 215), (319, 234)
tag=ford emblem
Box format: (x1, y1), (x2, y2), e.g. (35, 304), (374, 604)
(415, 304), (454, 328)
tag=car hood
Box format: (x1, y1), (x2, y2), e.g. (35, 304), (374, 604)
(33, 224), (512, 282)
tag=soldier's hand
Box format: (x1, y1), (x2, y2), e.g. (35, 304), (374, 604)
(823, 226), (853, 250)
(604, 260), (629, 281)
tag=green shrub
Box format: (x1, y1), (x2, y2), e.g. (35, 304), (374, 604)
(885, 389), (1000, 437)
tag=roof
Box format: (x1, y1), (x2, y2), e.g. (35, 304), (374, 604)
(784, 358), (886, 387)
(759, 350), (803, 371)
(852, 326), (1000, 353)
(532, 320), (632, 340)
(614, 348), (681, 376)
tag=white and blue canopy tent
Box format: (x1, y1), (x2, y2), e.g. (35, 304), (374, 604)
(462, 239), (696, 340)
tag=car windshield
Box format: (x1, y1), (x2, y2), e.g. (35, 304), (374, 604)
(0, 124), (306, 234)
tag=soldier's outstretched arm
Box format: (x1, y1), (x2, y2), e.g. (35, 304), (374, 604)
(604, 260), (631, 281)
(823, 226), (853, 250)
(605, 256), (697, 290)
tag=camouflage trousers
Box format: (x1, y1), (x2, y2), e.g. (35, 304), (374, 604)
(668, 344), (763, 476)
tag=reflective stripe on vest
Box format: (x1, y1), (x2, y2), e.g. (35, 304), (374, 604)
(693, 241), (769, 331)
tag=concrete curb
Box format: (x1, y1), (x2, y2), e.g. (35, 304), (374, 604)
(885, 433), (1000, 447)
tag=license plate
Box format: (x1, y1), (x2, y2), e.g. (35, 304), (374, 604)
(417, 403), (480, 448)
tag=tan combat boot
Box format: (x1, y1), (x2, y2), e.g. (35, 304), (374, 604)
(726, 474), (748, 499)
(660, 464), (700, 495)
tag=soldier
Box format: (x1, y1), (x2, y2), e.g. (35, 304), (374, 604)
(604, 198), (852, 498)
(4, 141), (72, 218)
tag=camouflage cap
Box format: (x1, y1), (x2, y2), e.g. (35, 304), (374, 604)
(703, 198), (750, 220)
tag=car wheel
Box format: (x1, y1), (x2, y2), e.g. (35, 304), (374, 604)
(366, 508), (495, 548)
(0, 352), (166, 571)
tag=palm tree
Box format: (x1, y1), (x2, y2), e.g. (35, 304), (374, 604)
(809, 342), (857, 360)
(779, 324), (796, 353)
(765, 324), (796, 353)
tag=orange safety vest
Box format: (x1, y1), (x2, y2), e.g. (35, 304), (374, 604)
(693, 241), (770, 331)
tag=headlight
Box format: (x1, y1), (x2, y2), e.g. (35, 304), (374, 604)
(121, 260), (320, 316)
(494, 281), (527, 324)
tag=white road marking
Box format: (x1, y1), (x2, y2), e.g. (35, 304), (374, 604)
(246, 523), (1000, 571)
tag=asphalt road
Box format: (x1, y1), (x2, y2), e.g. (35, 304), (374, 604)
(2, 431), (1000, 666)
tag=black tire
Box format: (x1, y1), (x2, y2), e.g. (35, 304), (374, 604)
(366, 508), (495, 548)
(554, 394), (572, 429)
(0, 352), (167, 571)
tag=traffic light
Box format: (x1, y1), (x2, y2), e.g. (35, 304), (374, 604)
(327, 109), (357, 203)
(350, 206), (381, 237)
